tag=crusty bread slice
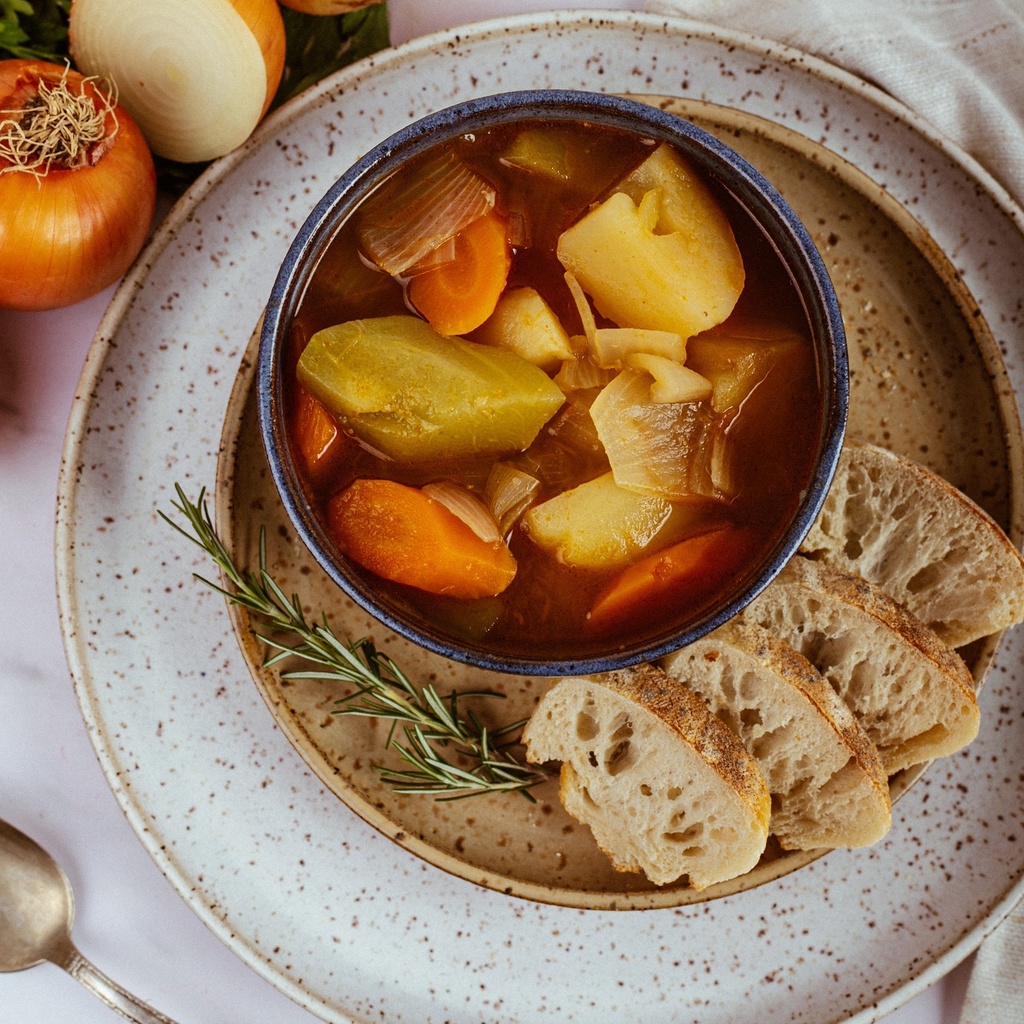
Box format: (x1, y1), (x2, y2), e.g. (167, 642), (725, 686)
(522, 663), (770, 888)
(801, 438), (1024, 647)
(662, 621), (891, 850)
(743, 556), (980, 775)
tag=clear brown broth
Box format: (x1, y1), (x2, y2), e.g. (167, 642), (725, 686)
(285, 119), (823, 662)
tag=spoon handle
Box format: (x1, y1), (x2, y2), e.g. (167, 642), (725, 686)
(65, 948), (180, 1024)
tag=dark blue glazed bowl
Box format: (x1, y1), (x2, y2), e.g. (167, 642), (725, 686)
(258, 89), (848, 676)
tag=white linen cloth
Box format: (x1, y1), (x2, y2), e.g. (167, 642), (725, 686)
(645, 1), (1024, 1020)
(643, 0), (1024, 208)
(960, 898), (1024, 1023)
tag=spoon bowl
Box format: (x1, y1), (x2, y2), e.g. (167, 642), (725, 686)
(0, 819), (74, 972)
(0, 818), (178, 1024)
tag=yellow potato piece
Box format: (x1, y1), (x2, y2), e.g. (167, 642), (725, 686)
(557, 143), (745, 340)
(474, 286), (575, 371)
(687, 333), (804, 413)
(521, 471), (699, 568)
(620, 143), (738, 241)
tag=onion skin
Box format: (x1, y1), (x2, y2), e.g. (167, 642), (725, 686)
(0, 59), (157, 311)
(278, 0), (380, 12)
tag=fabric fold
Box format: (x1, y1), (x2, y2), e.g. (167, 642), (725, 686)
(960, 898), (1024, 1023)
(644, 0), (1024, 207)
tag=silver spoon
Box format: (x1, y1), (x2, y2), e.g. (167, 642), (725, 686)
(0, 818), (179, 1023)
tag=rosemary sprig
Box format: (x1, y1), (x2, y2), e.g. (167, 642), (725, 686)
(161, 485), (549, 801)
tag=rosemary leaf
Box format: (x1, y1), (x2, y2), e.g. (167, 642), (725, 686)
(162, 485), (548, 800)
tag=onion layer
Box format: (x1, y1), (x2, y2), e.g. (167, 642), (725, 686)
(422, 482), (502, 544)
(357, 150), (496, 276)
(69, 0), (286, 163)
(0, 59), (156, 310)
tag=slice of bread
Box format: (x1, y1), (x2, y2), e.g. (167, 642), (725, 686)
(522, 662), (770, 888)
(743, 556), (980, 775)
(662, 621), (891, 850)
(801, 438), (1024, 648)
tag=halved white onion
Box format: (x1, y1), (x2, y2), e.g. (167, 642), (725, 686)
(69, 0), (285, 163)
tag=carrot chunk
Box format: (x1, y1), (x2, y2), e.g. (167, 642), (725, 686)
(587, 525), (754, 630)
(327, 478), (517, 599)
(407, 210), (511, 336)
(292, 385), (343, 478)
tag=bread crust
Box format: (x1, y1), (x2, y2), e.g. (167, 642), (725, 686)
(596, 662), (772, 827)
(802, 438), (1024, 646)
(666, 621), (891, 850)
(713, 620), (888, 789)
(745, 555), (980, 774)
(523, 663), (770, 887)
(782, 557), (976, 697)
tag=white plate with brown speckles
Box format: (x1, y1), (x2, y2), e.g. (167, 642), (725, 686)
(56, 11), (1024, 1024)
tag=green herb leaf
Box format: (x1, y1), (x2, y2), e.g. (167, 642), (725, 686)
(0, 0), (71, 62)
(274, 3), (390, 109)
(162, 484), (549, 801)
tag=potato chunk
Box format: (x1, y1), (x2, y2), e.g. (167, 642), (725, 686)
(619, 143), (739, 243)
(556, 148), (744, 339)
(521, 471), (700, 568)
(474, 286), (575, 371)
(297, 315), (565, 461)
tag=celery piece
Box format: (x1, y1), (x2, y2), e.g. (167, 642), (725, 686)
(296, 315), (565, 461)
(501, 127), (573, 180)
(686, 333), (803, 413)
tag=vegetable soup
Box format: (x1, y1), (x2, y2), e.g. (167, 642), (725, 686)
(284, 118), (823, 662)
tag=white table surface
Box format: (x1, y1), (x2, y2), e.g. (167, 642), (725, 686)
(0, 1), (981, 1021)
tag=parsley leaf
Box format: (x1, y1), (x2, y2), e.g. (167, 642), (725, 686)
(0, 0), (71, 62)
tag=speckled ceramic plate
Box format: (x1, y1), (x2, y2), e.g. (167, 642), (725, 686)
(57, 11), (1024, 1024)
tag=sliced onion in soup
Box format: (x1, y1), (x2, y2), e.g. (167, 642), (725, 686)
(589, 369), (725, 501)
(358, 151), (496, 276)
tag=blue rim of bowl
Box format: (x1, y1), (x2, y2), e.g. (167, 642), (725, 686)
(258, 88), (849, 676)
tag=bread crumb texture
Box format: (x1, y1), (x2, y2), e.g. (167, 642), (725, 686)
(802, 438), (1024, 647)
(522, 664), (770, 888)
